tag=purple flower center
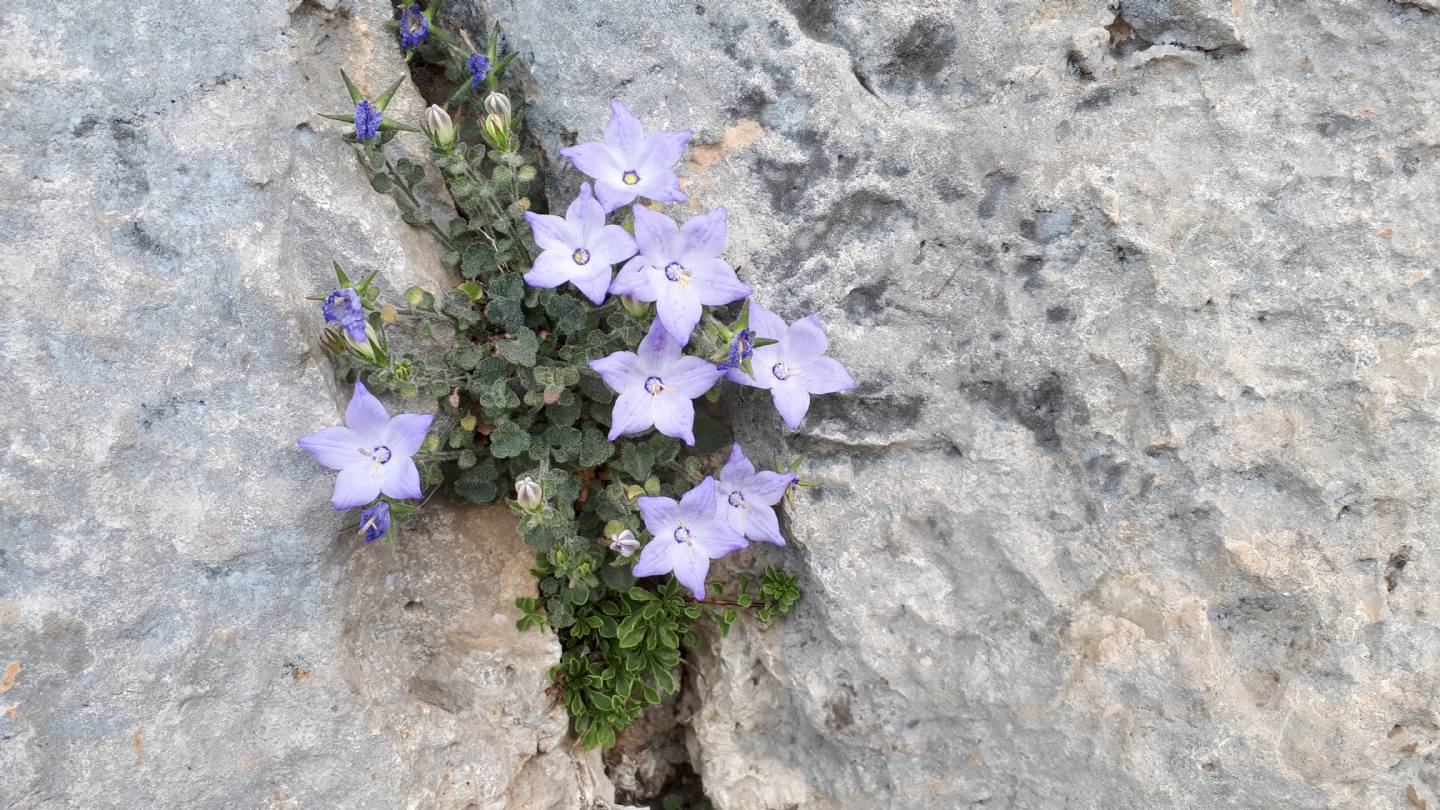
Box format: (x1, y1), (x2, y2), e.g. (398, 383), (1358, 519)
(771, 361), (795, 381)
(370, 445), (392, 464)
(622, 169), (640, 186)
(572, 248), (591, 265)
(663, 261), (689, 283)
(727, 490), (746, 508)
(643, 376), (666, 396)
(673, 525), (693, 544)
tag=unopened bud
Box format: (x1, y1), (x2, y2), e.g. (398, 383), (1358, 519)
(482, 113), (509, 150)
(607, 529), (640, 557)
(423, 104), (457, 150)
(484, 92), (512, 124)
(620, 295), (651, 318)
(515, 477), (542, 510)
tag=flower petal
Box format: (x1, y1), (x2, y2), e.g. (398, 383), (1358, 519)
(589, 351), (643, 392)
(566, 183), (607, 240)
(604, 99), (646, 159)
(524, 250), (578, 288)
(650, 392), (697, 445)
(592, 181), (637, 214)
(637, 318), (680, 368)
(559, 141), (621, 181)
(689, 516), (749, 559)
(770, 380), (811, 429)
(607, 389), (657, 440)
(784, 314), (830, 364)
(380, 457), (423, 500)
(719, 443), (754, 482)
(679, 476), (719, 517)
(655, 283), (703, 346)
(663, 355), (723, 399)
(747, 470), (795, 505)
(570, 265), (613, 305)
(608, 257), (654, 298)
(632, 533), (681, 578)
(725, 343), (779, 389)
(632, 205), (679, 258)
(746, 301), (788, 341)
(742, 503), (785, 546)
(670, 550), (711, 601)
(639, 129), (693, 176)
(636, 495), (680, 534)
(298, 426), (365, 471)
(524, 211), (576, 253)
(686, 258), (751, 307)
(384, 413), (433, 457)
(346, 381), (390, 438)
(801, 356), (855, 395)
(678, 206), (727, 260)
(636, 170), (686, 204)
(333, 462), (383, 510)
(587, 224), (638, 266)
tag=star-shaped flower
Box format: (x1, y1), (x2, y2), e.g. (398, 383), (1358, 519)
(398, 4), (429, 52)
(322, 288), (367, 342)
(523, 183), (637, 304)
(727, 302), (855, 429)
(298, 381), (433, 509)
(589, 319), (723, 445)
(713, 444), (795, 546)
(633, 477), (748, 600)
(559, 100), (691, 213)
(608, 206), (750, 346)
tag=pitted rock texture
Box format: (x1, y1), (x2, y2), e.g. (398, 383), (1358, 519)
(469, 0), (1440, 807)
(0, 0), (603, 806)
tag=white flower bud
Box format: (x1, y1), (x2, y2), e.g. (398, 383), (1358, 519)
(482, 113), (509, 150)
(608, 529), (640, 557)
(515, 477), (542, 510)
(423, 104), (457, 150)
(484, 92), (512, 124)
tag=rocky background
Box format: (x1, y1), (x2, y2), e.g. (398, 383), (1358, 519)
(6, 0), (1440, 808)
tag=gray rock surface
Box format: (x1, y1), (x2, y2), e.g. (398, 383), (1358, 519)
(472, 0), (1440, 806)
(0, 0), (605, 806)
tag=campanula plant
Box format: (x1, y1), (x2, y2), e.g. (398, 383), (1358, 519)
(295, 9), (845, 749)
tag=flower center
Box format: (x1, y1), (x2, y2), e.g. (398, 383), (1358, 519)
(728, 490), (747, 509)
(362, 444), (393, 475)
(673, 525), (693, 545)
(622, 170), (640, 186)
(572, 247), (591, 265)
(643, 376), (668, 396)
(771, 361), (798, 381)
(663, 261), (691, 287)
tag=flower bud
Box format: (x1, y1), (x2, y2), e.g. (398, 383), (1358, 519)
(482, 113), (510, 150)
(484, 92), (512, 124)
(515, 477), (542, 510)
(423, 104), (457, 150)
(607, 529), (640, 557)
(620, 295), (651, 318)
(346, 322), (380, 363)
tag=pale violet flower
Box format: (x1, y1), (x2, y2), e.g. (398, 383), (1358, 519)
(714, 444), (794, 546)
(633, 477), (748, 600)
(608, 529), (640, 557)
(609, 206), (750, 346)
(359, 500), (391, 544)
(559, 100), (690, 213)
(589, 319), (723, 445)
(515, 477), (543, 509)
(727, 302), (855, 429)
(523, 183), (637, 304)
(298, 381), (432, 509)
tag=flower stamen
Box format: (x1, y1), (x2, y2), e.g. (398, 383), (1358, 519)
(622, 170), (640, 186)
(771, 361), (799, 381)
(643, 376), (670, 396)
(572, 248), (591, 265)
(673, 524), (693, 545)
(663, 261), (691, 288)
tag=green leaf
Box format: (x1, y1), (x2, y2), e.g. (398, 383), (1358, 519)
(497, 328), (539, 367)
(578, 428), (614, 467)
(489, 420), (531, 458)
(370, 174), (394, 193)
(461, 242), (497, 279)
(339, 69), (363, 104)
(374, 75), (406, 112)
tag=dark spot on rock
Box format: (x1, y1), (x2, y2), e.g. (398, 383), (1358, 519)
(1386, 546), (1411, 592)
(1046, 305), (1073, 323)
(766, 18), (792, 46)
(1066, 49), (1095, 81)
(1315, 113), (1364, 138)
(960, 374), (1068, 451)
(784, 0), (836, 43)
(1077, 86), (1119, 111)
(806, 392), (923, 433)
(1017, 256), (1045, 292)
(877, 16), (957, 93)
(934, 175), (967, 202)
(119, 222), (181, 271)
(73, 116), (100, 137)
(1106, 9), (1153, 57)
(977, 171), (1017, 220)
(844, 278), (890, 323)
(1021, 210), (1075, 244)
(794, 189), (914, 259)
(403, 600), (424, 611)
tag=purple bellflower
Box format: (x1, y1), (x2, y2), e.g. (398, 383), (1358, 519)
(359, 500), (391, 543)
(559, 100), (691, 213)
(633, 477), (748, 600)
(323, 288), (367, 342)
(523, 183), (637, 304)
(589, 319), (723, 445)
(727, 302), (855, 429)
(398, 4), (429, 51)
(718, 328), (755, 371)
(609, 206), (750, 346)
(354, 100), (382, 141)
(466, 53), (491, 88)
(298, 381), (433, 509)
(714, 444), (795, 546)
